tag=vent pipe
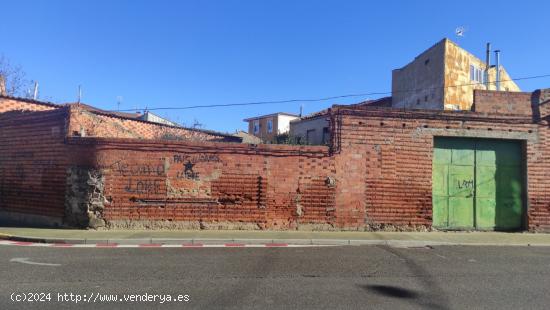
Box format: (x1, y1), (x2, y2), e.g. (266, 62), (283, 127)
(485, 43), (491, 89)
(494, 50), (501, 91)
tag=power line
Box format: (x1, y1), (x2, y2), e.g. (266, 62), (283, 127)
(114, 74), (550, 112)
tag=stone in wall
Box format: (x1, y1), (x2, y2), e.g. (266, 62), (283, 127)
(64, 166), (106, 228)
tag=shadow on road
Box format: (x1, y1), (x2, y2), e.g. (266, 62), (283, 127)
(361, 284), (419, 299)
(364, 246), (450, 310)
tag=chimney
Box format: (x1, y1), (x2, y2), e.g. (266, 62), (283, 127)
(485, 43), (491, 89)
(0, 75), (6, 96)
(494, 50), (501, 91)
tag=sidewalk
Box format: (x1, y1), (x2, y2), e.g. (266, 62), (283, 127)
(1, 227), (550, 247)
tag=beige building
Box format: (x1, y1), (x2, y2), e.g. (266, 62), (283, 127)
(243, 112), (299, 143)
(392, 38), (520, 111)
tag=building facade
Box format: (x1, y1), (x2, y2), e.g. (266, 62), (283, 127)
(289, 113), (330, 145)
(289, 97), (391, 145)
(392, 38), (520, 111)
(2, 89), (550, 232)
(243, 112), (299, 143)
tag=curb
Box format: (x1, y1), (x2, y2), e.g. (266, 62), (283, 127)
(0, 240), (310, 248)
(0, 233), (12, 241)
(1, 234), (549, 247)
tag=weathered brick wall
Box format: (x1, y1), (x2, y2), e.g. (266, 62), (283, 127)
(2, 94), (550, 231)
(473, 90), (534, 116)
(68, 105), (240, 143)
(66, 138), (336, 230)
(332, 106), (550, 231)
(0, 96), (59, 113)
(0, 108), (68, 226)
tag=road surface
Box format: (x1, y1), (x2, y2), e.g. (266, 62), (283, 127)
(1, 244), (549, 309)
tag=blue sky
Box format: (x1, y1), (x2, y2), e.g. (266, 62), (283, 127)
(1, 0), (549, 132)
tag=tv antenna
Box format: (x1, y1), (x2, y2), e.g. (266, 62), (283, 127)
(455, 26), (467, 37)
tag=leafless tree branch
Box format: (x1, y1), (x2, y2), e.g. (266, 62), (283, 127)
(0, 55), (33, 98)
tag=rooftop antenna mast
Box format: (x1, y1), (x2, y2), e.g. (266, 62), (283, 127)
(33, 81), (39, 100)
(77, 85), (82, 104)
(116, 96), (123, 111)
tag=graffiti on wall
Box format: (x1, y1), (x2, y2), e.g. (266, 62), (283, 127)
(103, 153), (225, 197)
(457, 179), (474, 190)
(176, 161), (200, 180)
(173, 154), (220, 164)
(124, 178), (162, 194)
(112, 160), (165, 177)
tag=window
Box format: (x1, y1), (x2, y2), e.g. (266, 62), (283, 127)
(253, 120), (259, 134)
(322, 127), (330, 145)
(470, 65), (485, 84)
(267, 118), (273, 133)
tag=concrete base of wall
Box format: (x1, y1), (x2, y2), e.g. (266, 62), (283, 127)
(0, 210), (63, 228)
(102, 220), (432, 232)
(104, 220), (339, 231)
(105, 220), (264, 230)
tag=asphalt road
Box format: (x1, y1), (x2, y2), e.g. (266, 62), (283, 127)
(0, 245), (549, 310)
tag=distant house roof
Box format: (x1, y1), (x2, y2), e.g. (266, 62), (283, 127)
(0, 94), (60, 109)
(70, 104), (237, 139)
(1, 95), (239, 141)
(233, 131), (263, 144)
(292, 97), (393, 122)
(139, 111), (180, 127)
(349, 96), (392, 108)
(243, 112), (300, 122)
(63, 102), (142, 119)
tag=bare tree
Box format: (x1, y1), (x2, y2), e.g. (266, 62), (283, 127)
(0, 55), (32, 98)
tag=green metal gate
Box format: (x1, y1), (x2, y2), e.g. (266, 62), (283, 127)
(432, 138), (524, 230)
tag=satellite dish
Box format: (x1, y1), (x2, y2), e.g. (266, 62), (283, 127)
(455, 26), (466, 37)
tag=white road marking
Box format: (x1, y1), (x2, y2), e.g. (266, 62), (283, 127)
(0, 240), (336, 248)
(9, 257), (61, 266)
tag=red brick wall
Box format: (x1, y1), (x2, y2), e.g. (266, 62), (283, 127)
(332, 106), (550, 231)
(473, 90), (534, 116)
(0, 108), (69, 223)
(67, 138), (336, 229)
(0, 96), (59, 113)
(68, 106), (239, 143)
(2, 94), (550, 231)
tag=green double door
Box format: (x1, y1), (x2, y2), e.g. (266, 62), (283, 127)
(432, 138), (524, 230)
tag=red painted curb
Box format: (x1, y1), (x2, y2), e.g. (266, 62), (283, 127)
(11, 241), (34, 246)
